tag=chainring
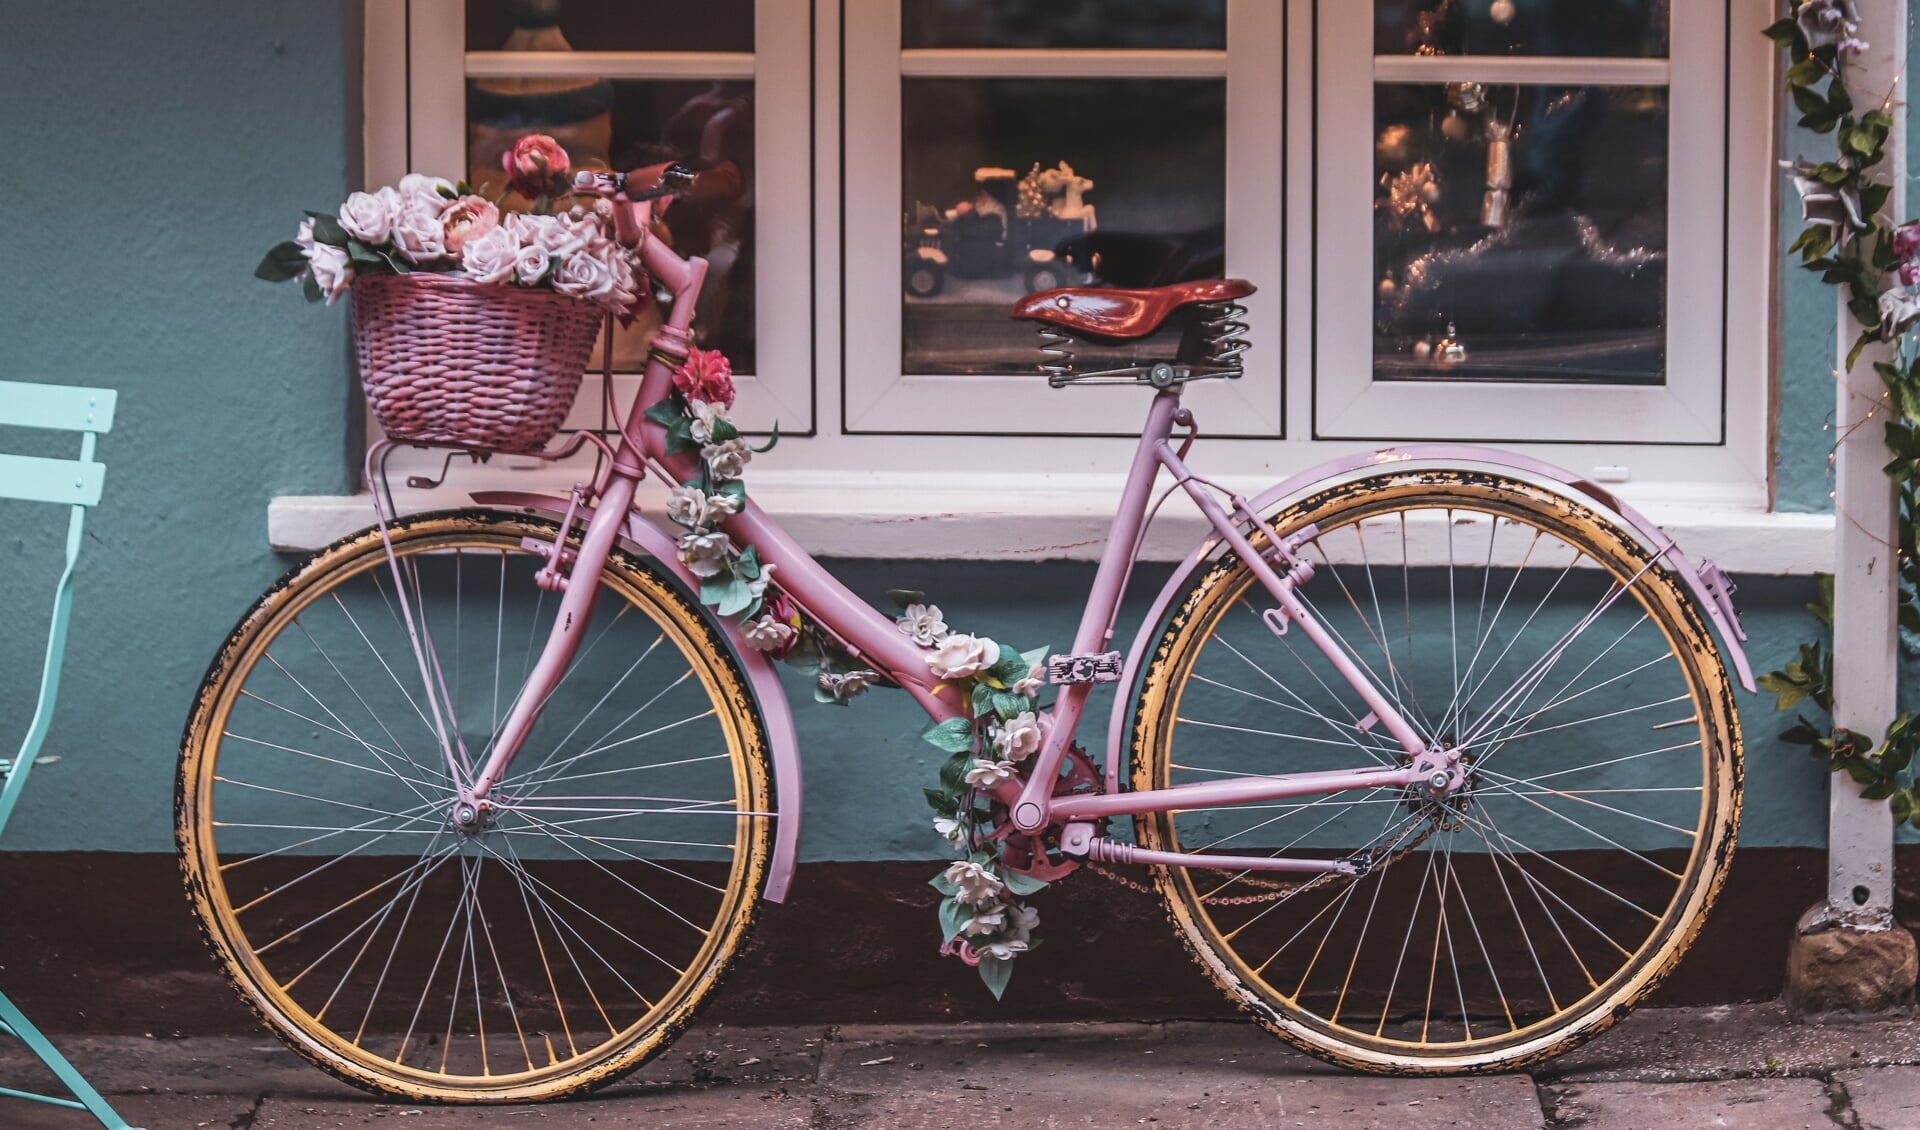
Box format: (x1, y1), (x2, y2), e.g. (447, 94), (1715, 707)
(978, 743), (1104, 882)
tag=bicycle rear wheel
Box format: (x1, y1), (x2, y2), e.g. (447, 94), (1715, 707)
(178, 510), (773, 1102)
(1129, 470), (1739, 1074)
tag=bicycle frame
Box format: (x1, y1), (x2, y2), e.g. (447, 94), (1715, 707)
(398, 179), (1753, 903)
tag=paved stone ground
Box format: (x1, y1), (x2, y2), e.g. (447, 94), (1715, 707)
(7, 1003), (1920, 1128)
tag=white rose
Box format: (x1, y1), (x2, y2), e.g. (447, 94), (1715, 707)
(513, 245), (551, 286)
(943, 860), (1003, 906)
(294, 217), (317, 254)
(1002, 903), (1039, 946)
(552, 250), (617, 306)
(668, 484), (718, 529)
(306, 244), (353, 305)
(964, 758), (1016, 789)
(933, 815), (969, 850)
(993, 711), (1046, 762)
(676, 530), (734, 578)
(338, 187), (401, 244)
(741, 614), (795, 653)
(896, 603), (949, 647)
(390, 199), (447, 263)
(1012, 663), (1046, 698)
(928, 634), (999, 680)
(688, 399), (731, 444)
(961, 903), (1007, 937)
(396, 173), (455, 209)
(1881, 287), (1920, 338)
(979, 937), (1029, 961)
(528, 213), (593, 258)
(703, 438), (751, 480)
(459, 225), (518, 285)
(819, 669), (878, 701)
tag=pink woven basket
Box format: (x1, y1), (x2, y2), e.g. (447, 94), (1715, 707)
(350, 272), (603, 453)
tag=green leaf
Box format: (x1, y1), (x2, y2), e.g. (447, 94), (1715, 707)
(718, 479), (748, 509)
(303, 211), (350, 248)
(750, 421), (781, 454)
(1847, 331), (1874, 373)
(1761, 17), (1800, 48)
(300, 273), (324, 303)
(925, 787), (958, 818)
(940, 897), (972, 943)
(715, 575), (756, 617)
(970, 682), (997, 721)
(1810, 573), (1835, 628)
(988, 647), (1031, 687)
(1785, 57), (1825, 89)
(978, 954), (1013, 1000)
(663, 417), (701, 456)
(1002, 871), (1048, 896)
(991, 691), (1030, 720)
(736, 544), (761, 580)
(924, 718), (976, 754)
(709, 415), (740, 444)
(255, 240), (309, 282)
(644, 397), (685, 427)
(437, 182), (458, 200)
(939, 751), (974, 792)
(929, 872), (960, 897)
(1827, 76), (1854, 120)
(888, 589), (928, 610)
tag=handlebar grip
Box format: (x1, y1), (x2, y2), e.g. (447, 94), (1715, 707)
(572, 163), (697, 201)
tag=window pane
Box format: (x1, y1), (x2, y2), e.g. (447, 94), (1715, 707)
(466, 78), (757, 370)
(1374, 0), (1669, 58)
(467, 0), (754, 54)
(901, 78), (1226, 376)
(1372, 84), (1667, 385)
(903, 0), (1224, 50)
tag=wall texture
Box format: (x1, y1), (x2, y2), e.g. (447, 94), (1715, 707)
(0, 1), (1870, 864)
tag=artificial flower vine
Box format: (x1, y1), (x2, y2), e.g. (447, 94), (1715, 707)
(1762, 2), (1920, 826)
(911, 606), (1052, 1000)
(651, 354), (1056, 996)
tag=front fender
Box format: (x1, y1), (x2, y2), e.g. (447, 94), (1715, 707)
(1104, 446), (1757, 796)
(472, 491), (802, 904)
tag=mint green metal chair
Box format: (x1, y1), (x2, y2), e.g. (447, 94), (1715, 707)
(0, 380), (141, 1130)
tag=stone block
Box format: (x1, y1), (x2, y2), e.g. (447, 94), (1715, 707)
(1786, 904), (1918, 1014)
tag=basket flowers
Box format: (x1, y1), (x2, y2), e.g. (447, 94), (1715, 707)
(255, 135), (640, 315)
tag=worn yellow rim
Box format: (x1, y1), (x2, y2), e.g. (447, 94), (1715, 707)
(177, 512), (772, 1103)
(1131, 472), (1741, 1074)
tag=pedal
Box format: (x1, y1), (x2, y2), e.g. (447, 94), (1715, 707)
(1048, 652), (1124, 685)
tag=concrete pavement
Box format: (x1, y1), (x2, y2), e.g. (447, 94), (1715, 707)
(6, 1003), (1920, 1128)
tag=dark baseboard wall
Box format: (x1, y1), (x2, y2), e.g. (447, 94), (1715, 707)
(0, 847), (1898, 1036)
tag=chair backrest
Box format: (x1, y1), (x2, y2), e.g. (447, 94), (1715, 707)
(0, 381), (115, 505)
(0, 380), (117, 839)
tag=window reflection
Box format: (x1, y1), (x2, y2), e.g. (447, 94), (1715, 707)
(1373, 84), (1668, 385)
(1373, 0), (1669, 59)
(901, 78), (1225, 375)
(903, 0), (1224, 50)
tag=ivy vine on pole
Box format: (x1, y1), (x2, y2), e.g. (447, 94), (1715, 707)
(1761, 2), (1920, 826)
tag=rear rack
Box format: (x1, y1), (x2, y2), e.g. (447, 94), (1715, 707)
(1038, 299), (1249, 388)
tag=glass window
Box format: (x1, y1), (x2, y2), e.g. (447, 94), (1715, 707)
(466, 0), (755, 53)
(1374, 0), (1670, 59)
(900, 78), (1226, 376)
(1371, 83), (1668, 386)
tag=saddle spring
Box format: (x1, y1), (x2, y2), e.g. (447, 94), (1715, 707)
(1034, 299), (1250, 388)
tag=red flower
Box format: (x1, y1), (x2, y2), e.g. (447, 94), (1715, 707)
(764, 592), (801, 659)
(503, 135), (571, 201)
(1897, 222), (1920, 287)
(673, 347), (737, 409)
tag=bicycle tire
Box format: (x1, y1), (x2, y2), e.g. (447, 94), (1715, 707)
(1128, 469), (1740, 1074)
(178, 509), (774, 1102)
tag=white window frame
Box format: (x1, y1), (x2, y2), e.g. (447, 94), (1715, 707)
(366, 0), (814, 437)
(841, 0), (1283, 437)
(289, 0), (1795, 568)
(1314, 1), (1731, 444)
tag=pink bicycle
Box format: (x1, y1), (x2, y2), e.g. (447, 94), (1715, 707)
(179, 164), (1754, 1102)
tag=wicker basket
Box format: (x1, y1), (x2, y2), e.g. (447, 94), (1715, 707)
(350, 272), (603, 453)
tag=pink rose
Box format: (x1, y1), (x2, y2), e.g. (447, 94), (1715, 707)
(1897, 222), (1920, 286)
(460, 225), (518, 285)
(306, 244), (353, 305)
(339, 187), (402, 244)
(442, 195), (500, 256)
(673, 347), (736, 409)
(503, 134), (571, 200)
(390, 198), (447, 263)
(552, 249), (617, 306)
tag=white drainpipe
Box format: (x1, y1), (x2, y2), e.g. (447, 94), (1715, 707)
(1827, 0), (1905, 931)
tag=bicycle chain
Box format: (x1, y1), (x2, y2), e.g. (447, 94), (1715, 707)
(1086, 818), (1438, 907)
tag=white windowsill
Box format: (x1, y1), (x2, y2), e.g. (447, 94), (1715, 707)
(269, 468), (1833, 575)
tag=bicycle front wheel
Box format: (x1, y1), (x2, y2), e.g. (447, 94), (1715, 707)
(178, 510), (773, 1102)
(1129, 470), (1739, 1074)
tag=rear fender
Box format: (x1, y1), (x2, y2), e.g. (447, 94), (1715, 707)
(472, 490), (802, 903)
(1103, 446), (1756, 796)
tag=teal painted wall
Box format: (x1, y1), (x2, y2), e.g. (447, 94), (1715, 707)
(0, 2), (1869, 860)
